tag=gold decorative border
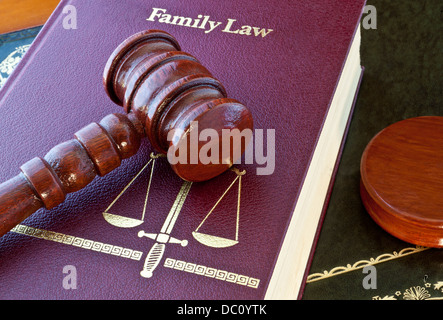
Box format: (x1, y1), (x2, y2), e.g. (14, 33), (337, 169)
(11, 224), (143, 261)
(373, 279), (443, 300)
(164, 257), (260, 289)
(306, 245), (430, 283)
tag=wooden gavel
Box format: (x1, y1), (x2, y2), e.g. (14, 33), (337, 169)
(0, 30), (253, 237)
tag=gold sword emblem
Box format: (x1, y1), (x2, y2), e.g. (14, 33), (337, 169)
(137, 181), (192, 278)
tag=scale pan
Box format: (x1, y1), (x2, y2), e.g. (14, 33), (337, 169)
(192, 231), (238, 248)
(103, 212), (144, 228)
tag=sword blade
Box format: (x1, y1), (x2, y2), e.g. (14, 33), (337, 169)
(160, 181), (192, 235)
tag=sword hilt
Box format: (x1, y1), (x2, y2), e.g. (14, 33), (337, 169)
(138, 230), (188, 278)
(138, 230), (188, 246)
(140, 242), (166, 278)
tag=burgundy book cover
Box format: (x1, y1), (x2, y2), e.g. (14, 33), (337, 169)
(0, 0), (365, 299)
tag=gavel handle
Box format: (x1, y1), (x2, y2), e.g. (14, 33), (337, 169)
(0, 174), (44, 236)
(0, 112), (145, 237)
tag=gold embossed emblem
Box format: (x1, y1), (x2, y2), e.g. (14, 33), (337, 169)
(10, 154), (260, 288)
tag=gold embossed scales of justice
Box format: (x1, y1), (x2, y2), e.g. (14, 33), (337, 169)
(102, 153), (246, 278)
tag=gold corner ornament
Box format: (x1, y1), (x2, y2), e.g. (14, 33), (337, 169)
(373, 279), (443, 300)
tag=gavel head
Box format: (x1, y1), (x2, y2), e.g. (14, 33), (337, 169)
(103, 30), (253, 182)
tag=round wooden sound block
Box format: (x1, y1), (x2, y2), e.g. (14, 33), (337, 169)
(360, 116), (443, 248)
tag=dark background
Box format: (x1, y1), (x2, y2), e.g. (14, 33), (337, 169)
(302, 0), (442, 300)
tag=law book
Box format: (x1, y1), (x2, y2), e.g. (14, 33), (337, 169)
(0, 0), (365, 299)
